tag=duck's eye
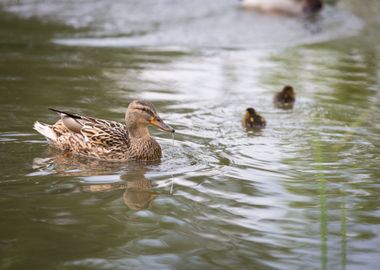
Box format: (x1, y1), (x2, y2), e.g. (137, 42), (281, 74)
(137, 107), (154, 117)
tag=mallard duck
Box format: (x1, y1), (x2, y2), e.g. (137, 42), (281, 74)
(273, 85), (296, 108)
(240, 0), (323, 16)
(242, 107), (266, 129)
(33, 100), (175, 161)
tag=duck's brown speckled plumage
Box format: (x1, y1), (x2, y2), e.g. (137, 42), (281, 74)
(273, 85), (296, 108)
(34, 100), (174, 161)
(242, 107), (266, 129)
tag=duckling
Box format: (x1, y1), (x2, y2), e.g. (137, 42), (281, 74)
(273, 85), (296, 108)
(242, 107), (266, 129)
(240, 0), (323, 16)
(33, 100), (175, 161)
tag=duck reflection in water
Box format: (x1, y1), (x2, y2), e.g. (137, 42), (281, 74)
(32, 151), (166, 210)
(82, 167), (158, 210)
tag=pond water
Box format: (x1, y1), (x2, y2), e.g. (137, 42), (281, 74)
(0, 0), (379, 269)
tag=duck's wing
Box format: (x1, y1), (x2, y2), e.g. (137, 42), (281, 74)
(81, 122), (129, 147)
(49, 108), (129, 147)
(49, 108), (90, 133)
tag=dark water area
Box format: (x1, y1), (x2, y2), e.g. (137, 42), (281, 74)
(0, 0), (380, 269)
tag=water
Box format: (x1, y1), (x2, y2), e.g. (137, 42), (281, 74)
(0, 0), (380, 269)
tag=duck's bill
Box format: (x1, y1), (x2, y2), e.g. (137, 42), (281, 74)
(150, 118), (175, 133)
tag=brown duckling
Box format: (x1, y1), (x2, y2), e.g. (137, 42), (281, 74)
(33, 100), (175, 161)
(273, 85), (296, 108)
(242, 107), (266, 129)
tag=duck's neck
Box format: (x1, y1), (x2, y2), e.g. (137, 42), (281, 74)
(127, 124), (151, 139)
(125, 111), (150, 139)
(125, 124), (162, 161)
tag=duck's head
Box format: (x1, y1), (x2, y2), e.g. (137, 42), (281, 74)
(243, 107), (257, 126)
(302, 0), (323, 15)
(282, 85), (295, 98)
(246, 107), (256, 116)
(125, 100), (175, 136)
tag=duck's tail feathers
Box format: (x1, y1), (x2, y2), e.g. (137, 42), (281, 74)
(33, 121), (57, 142)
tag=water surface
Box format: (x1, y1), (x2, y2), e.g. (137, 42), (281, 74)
(0, 0), (380, 269)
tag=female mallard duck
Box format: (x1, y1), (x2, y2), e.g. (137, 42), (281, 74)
(33, 100), (175, 161)
(242, 107), (266, 129)
(240, 0), (323, 16)
(273, 85), (296, 108)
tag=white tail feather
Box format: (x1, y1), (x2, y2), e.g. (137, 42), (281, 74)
(33, 121), (57, 142)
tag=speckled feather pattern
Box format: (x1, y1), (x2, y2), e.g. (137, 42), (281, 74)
(242, 110), (266, 129)
(273, 87), (296, 108)
(34, 100), (174, 162)
(43, 118), (162, 161)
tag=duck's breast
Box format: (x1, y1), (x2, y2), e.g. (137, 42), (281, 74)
(127, 137), (162, 161)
